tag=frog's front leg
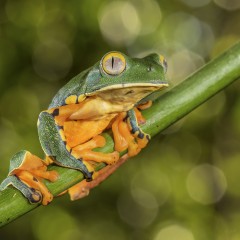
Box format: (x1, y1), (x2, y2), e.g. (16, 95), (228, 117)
(127, 108), (150, 149)
(112, 108), (150, 157)
(0, 150), (58, 205)
(38, 111), (95, 180)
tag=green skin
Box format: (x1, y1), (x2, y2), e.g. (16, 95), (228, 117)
(0, 52), (168, 204)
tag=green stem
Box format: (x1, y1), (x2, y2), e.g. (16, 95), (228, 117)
(0, 42), (240, 227)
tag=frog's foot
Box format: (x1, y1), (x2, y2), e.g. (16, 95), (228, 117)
(72, 135), (120, 165)
(1, 150), (58, 205)
(17, 170), (57, 205)
(112, 109), (150, 157)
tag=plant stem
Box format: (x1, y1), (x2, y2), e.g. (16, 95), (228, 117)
(0, 42), (240, 227)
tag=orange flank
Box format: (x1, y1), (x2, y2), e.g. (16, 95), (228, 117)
(64, 116), (115, 148)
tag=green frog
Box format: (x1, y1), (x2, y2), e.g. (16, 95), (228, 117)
(0, 51), (168, 205)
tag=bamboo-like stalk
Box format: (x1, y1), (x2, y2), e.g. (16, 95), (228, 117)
(0, 42), (240, 227)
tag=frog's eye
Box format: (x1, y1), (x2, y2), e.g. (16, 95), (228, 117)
(101, 52), (126, 75)
(159, 55), (167, 73)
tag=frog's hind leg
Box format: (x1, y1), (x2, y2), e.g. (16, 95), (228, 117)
(0, 150), (58, 205)
(64, 133), (120, 200)
(71, 135), (120, 165)
(112, 112), (140, 156)
(65, 134), (119, 197)
(62, 115), (120, 166)
(63, 135), (119, 201)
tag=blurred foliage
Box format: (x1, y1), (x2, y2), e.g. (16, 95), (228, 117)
(0, 0), (240, 239)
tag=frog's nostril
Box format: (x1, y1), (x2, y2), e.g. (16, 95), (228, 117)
(147, 66), (152, 72)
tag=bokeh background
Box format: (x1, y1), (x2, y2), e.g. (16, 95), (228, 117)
(0, 0), (240, 239)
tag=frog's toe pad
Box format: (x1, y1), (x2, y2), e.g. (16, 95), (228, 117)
(104, 151), (120, 165)
(134, 131), (150, 149)
(68, 181), (90, 201)
(28, 188), (42, 203)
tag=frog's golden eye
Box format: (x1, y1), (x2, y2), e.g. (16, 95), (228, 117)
(101, 52), (126, 75)
(159, 55), (167, 73)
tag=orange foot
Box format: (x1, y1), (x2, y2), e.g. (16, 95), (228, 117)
(10, 151), (58, 205)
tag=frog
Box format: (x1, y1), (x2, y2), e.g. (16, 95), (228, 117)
(0, 51), (168, 205)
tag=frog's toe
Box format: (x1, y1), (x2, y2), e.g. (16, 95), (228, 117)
(72, 135), (106, 152)
(103, 151), (120, 165)
(137, 100), (152, 110)
(136, 133), (150, 149)
(68, 180), (90, 201)
(127, 140), (141, 157)
(64, 171), (99, 200)
(78, 150), (120, 165)
(72, 135), (120, 166)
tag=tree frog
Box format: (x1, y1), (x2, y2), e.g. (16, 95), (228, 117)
(0, 51), (168, 205)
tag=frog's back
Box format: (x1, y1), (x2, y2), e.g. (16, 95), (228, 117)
(48, 69), (89, 109)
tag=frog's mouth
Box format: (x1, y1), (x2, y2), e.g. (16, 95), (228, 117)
(86, 82), (169, 105)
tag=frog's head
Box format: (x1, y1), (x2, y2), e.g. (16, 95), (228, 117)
(85, 51), (168, 104)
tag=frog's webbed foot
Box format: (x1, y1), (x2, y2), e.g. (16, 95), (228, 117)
(0, 150), (58, 205)
(112, 107), (150, 157)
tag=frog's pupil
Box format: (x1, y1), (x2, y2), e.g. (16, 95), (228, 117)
(111, 57), (114, 69)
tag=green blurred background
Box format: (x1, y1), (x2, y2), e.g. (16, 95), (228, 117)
(0, 0), (240, 239)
